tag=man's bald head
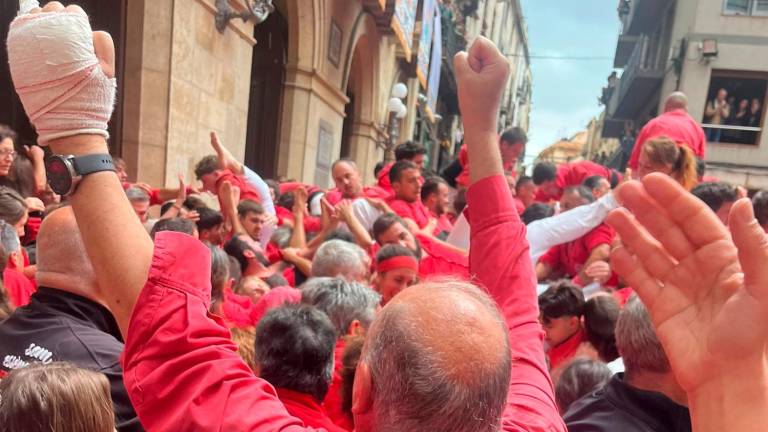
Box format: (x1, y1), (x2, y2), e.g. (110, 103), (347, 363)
(358, 280), (510, 431)
(664, 92), (688, 112)
(36, 207), (99, 303)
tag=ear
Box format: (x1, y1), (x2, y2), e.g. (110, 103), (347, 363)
(570, 316), (581, 331)
(347, 319), (365, 338)
(352, 359), (375, 431)
(243, 249), (256, 259)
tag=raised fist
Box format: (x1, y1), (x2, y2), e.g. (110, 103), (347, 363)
(454, 37), (511, 134)
(7, 3), (116, 145)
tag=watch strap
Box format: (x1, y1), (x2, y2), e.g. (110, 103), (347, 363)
(71, 154), (115, 176)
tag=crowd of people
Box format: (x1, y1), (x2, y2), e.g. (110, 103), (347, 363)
(2, 3), (768, 432)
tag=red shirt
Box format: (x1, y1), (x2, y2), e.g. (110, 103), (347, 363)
(216, 170), (262, 204)
(539, 224), (615, 279)
(467, 175), (566, 432)
(387, 197), (431, 229)
(323, 339), (354, 431)
(628, 109), (707, 170)
(4, 268), (35, 308)
(216, 287), (257, 329)
(534, 161), (615, 202)
(432, 211), (454, 236)
(514, 198), (526, 215)
(456, 145), (518, 189)
(275, 206), (323, 233)
(547, 327), (586, 371)
(416, 233), (469, 280)
(276, 388), (346, 432)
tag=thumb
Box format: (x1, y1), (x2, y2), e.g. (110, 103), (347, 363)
(453, 51), (471, 80)
(93, 31), (115, 78)
(730, 198), (768, 290)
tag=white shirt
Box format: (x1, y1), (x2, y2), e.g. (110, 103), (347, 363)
(446, 192), (620, 266)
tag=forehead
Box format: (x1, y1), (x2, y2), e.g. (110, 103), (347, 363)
(381, 221), (408, 239)
(0, 138), (13, 148)
(383, 267), (417, 279)
(333, 162), (356, 176)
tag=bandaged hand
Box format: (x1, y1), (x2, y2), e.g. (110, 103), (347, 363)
(7, 7), (116, 145)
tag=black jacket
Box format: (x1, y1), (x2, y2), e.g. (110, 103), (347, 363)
(0, 288), (143, 432)
(564, 373), (691, 432)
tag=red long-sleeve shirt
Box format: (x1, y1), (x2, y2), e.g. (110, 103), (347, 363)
(628, 109), (706, 170)
(468, 175), (566, 432)
(120, 174), (563, 432)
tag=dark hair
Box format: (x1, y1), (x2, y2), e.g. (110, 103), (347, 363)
(453, 188), (467, 215)
(374, 161), (386, 178)
(420, 176), (447, 202)
(376, 244), (417, 264)
(753, 190), (768, 226)
(237, 199), (265, 217)
(583, 295), (620, 362)
(538, 280), (585, 319)
(150, 218), (196, 239)
(196, 207), (224, 232)
(522, 203), (554, 225)
(389, 160), (418, 185)
(582, 175), (607, 191)
(183, 196), (208, 211)
(395, 141), (427, 161)
(696, 158), (706, 179)
(500, 127), (528, 146)
(515, 176), (533, 193)
(555, 359), (611, 414)
(563, 185), (595, 204)
(277, 192), (294, 210)
(372, 213), (408, 243)
(224, 237), (269, 273)
(160, 201), (175, 216)
(0, 124), (18, 143)
(691, 181), (738, 213)
(325, 228), (356, 244)
(194, 155), (219, 180)
(255, 304), (337, 401)
(532, 162), (557, 185)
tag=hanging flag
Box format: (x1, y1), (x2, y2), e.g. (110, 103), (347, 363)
(425, 7), (442, 122)
(391, 0), (418, 62)
(417, 0), (437, 89)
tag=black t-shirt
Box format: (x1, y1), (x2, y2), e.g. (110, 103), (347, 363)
(0, 288), (144, 432)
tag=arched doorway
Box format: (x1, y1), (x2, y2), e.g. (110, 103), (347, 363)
(0, 0), (127, 154)
(244, 9), (288, 178)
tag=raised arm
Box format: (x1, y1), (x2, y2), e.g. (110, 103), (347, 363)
(456, 37), (564, 432)
(7, 4), (153, 336)
(608, 174), (768, 432)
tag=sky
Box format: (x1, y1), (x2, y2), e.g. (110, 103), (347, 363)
(520, 1), (621, 164)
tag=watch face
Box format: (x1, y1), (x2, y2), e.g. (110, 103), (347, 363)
(46, 157), (73, 196)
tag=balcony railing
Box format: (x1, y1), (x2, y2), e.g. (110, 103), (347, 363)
(617, 34), (662, 104)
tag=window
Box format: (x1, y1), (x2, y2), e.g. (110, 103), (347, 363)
(701, 72), (767, 145)
(724, 0), (768, 15)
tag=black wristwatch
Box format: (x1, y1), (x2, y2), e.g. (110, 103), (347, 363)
(46, 154), (116, 197)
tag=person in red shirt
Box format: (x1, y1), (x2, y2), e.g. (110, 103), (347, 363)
(386, 161), (435, 234)
(254, 304), (346, 432)
(372, 213), (469, 280)
(420, 176), (454, 238)
(13, 12), (564, 430)
(194, 154), (262, 206)
(372, 245), (419, 305)
(455, 127), (528, 188)
(376, 141), (427, 195)
(515, 175), (536, 213)
(628, 91), (706, 171)
(301, 277), (380, 431)
(538, 281), (588, 370)
(533, 160), (618, 203)
(326, 159), (390, 206)
(536, 186), (615, 285)
(0, 220), (34, 308)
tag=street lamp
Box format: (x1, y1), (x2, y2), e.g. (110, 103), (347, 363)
(384, 83), (408, 163)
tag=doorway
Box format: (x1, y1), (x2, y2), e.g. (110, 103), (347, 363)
(244, 9), (288, 179)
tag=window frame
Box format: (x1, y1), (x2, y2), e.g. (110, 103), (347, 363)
(701, 69), (768, 147)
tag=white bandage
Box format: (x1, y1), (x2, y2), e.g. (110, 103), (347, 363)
(7, 12), (116, 145)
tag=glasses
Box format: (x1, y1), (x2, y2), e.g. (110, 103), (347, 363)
(0, 149), (16, 160)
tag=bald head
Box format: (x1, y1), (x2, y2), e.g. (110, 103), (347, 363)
(664, 92), (688, 112)
(36, 207), (99, 301)
(359, 280), (510, 431)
